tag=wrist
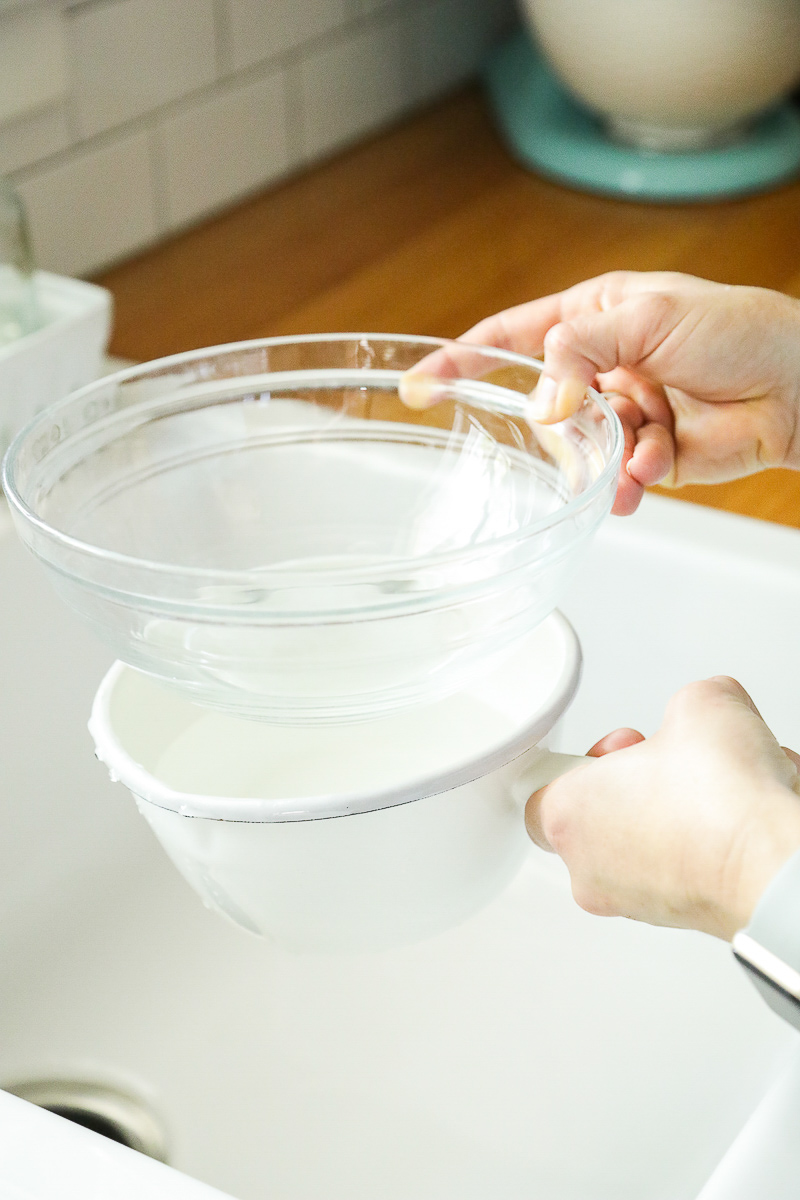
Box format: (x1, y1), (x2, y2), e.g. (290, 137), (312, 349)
(723, 789), (800, 940)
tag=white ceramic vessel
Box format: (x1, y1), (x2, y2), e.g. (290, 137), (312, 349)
(521, 0), (800, 150)
(89, 614), (584, 951)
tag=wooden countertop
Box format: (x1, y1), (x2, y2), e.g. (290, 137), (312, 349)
(95, 85), (800, 530)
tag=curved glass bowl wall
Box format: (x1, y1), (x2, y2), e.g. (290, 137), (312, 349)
(2, 335), (623, 722)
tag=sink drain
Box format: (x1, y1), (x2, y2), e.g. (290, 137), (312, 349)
(6, 1079), (168, 1162)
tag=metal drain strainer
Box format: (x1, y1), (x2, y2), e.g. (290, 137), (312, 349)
(5, 1078), (168, 1162)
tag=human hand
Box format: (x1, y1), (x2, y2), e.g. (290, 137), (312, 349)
(460, 272), (800, 515)
(526, 677), (800, 940)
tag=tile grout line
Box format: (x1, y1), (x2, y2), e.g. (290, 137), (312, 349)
(9, 0), (448, 188)
(147, 124), (170, 237)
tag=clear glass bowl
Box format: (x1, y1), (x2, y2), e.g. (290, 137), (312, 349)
(2, 335), (623, 722)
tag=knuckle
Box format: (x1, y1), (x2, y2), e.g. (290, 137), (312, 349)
(542, 319), (585, 355)
(663, 676), (751, 732)
(571, 881), (615, 918)
(542, 321), (577, 356)
(666, 677), (721, 712)
(539, 784), (575, 855)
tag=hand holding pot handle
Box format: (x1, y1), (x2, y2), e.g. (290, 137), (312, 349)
(510, 747), (589, 809)
(511, 679), (800, 942)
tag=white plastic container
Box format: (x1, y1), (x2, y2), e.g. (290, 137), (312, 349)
(0, 270), (112, 456)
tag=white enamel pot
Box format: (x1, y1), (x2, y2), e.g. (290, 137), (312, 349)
(90, 613), (588, 952)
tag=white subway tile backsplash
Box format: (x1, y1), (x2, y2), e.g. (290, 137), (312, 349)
(0, 0), (508, 276)
(224, 0), (349, 74)
(155, 67), (290, 232)
(0, 105), (71, 176)
(67, 0), (218, 138)
(299, 13), (416, 163)
(0, 4), (68, 126)
(14, 131), (158, 276)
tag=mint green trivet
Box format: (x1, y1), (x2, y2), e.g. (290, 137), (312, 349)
(484, 31), (800, 201)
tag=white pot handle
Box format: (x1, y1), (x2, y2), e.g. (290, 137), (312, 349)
(510, 747), (590, 807)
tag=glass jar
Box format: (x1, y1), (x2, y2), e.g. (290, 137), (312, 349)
(0, 177), (41, 346)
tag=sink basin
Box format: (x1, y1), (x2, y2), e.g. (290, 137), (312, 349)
(1, 492), (799, 1198)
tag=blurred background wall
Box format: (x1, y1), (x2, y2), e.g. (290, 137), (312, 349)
(0, 0), (514, 279)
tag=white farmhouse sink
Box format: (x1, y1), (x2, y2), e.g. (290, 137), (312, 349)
(1, 492), (799, 1199)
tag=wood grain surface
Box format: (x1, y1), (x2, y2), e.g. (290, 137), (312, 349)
(95, 86), (800, 529)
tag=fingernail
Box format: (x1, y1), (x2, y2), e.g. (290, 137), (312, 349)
(554, 377), (588, 420)
(527, 374), (558, 421)
(398, 372), (448, 410)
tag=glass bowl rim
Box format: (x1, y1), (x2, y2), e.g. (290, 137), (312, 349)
(1, 332), (625, 586)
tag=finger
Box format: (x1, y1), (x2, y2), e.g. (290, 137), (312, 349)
(461, 283), (639, 425)
(529, 292), (684, 423)
(398, 341), (543, 410)
(605, 391), (646, 432)
(597, 368), (675, 431)
(586, 728), (646, 757)
(705, 675), (765, 721)
(397, 343), (515, 409)
(611, 474), (645, 516)
(781, 746), (800, 772)
(610, 411), (642, 515)
(404, 273), (681, 418)
(461, 271), (660, 356)
(397, 369), (452, 410)
(602, 388), (675, 498)
(524, 786), (554, 851)
(527, 373), (589, 423)
(462, 293), (577, 360)
(627, 421), (675, 488)
(398, 345), (594, 426)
